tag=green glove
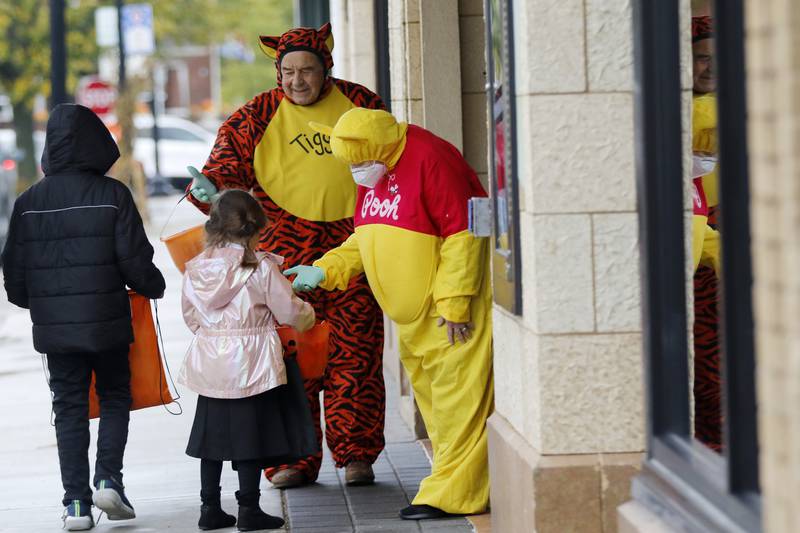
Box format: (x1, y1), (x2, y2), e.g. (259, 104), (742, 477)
(283, 265), (325, 291)
(187, 165), (219, 203)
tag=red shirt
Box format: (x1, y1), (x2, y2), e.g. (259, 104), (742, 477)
(354, 125), (487, 237)
(692, 177), (709, 217)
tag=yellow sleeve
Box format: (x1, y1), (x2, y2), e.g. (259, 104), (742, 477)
(312, 232), (364, 291)
(433, 230), (488, 323)
(700, 225), (722, 276)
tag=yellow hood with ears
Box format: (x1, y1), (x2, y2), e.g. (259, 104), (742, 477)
(309, 108), (408, 169)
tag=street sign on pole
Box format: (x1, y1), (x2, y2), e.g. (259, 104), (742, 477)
(95, 6), (118, 47)
(121, 4), (155, 56)
(95, 3), (154, 57)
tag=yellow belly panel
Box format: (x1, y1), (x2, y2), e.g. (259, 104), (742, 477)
(355, 224), (441, 325)
(254, 87), (357, 221)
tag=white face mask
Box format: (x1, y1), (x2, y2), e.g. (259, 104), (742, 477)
(692, 154), (718, 178)
(350, 162), (387, 188)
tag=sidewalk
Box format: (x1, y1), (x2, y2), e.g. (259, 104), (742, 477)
(0, 193), (474, 533)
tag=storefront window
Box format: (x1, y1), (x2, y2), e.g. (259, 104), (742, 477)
(631, 0), (760, 530)
(485, 0), (521, 314)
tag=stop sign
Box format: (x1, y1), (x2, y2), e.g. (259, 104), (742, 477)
(76, 78), (117, 116)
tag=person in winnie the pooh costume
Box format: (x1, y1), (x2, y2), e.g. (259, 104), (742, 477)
(187, 23), (386, 488)
(286, 108), (494, 520)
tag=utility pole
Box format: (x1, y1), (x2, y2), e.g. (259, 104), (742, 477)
(113, 0), (148, 215)
(149, 65), (171, 196)
(49, 0), (67, 107)
(116, 0), (126, 88)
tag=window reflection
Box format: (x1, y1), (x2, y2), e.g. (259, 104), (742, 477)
(489, 0), (510, 251)
(690, 7), (723, 454)
(485, 0), (521, 313)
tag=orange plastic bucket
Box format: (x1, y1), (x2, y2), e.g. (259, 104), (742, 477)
(161, 224), (205, 273)
(278, 322), (330, 379)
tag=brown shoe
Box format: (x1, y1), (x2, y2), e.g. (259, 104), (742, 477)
(345, 461), (375, 486)
(270, 468), (308, 489)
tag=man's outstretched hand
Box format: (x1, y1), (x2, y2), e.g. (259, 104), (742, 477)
(283, 265), (325, 292)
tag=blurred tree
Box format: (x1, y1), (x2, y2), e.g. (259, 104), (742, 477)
(151, 0), (293, 113)
(0, 0), (99, 187)
(0, 1), (50, 186)
(214, 0), (293, 112)
(0, 0), (292, 187)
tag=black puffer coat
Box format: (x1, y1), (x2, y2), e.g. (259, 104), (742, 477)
(1, 104), (165, 354)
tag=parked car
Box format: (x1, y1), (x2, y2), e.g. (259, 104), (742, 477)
(133, 115), (216, 191)
(0, 128), (45, 177)
(0, 146), (20, 254)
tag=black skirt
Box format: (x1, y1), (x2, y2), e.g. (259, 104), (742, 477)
(186, 358), (319, 468)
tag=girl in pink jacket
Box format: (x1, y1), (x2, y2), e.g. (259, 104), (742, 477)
(178, 190), (317, 531)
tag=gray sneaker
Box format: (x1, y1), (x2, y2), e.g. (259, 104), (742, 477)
(93, 479), (135, 520)
(62, 500), (94, 531)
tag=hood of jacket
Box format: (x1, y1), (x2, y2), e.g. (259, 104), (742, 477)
(185, 245), (259, 310)
(41, 104), (120, 176)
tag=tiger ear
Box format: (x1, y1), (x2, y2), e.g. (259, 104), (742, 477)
(319, 22), (334, 52)
(258, 35), (280, 59)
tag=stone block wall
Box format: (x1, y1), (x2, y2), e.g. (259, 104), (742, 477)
(745, 1), (800, 531)
(488, 0), (655, 530)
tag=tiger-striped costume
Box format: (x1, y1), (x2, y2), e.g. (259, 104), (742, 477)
(693, 206), (722, 452)
(188, 23), (386, 481)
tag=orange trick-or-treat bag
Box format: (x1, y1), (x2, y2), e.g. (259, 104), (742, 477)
(88, 292), (172, 419)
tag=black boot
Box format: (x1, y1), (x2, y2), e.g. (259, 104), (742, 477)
(235, 490), (284, 531)
(199, 487), (237, 531)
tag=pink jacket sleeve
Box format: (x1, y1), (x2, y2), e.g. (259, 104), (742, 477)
(262, 261), (315, 332)
(181, 274), (201, 333)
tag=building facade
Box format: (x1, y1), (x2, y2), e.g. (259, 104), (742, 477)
(322, 0), (800, 531)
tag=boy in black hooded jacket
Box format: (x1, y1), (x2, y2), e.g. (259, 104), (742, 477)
(1, 104), (165, 531)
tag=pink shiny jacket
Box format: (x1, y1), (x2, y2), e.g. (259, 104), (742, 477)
(178, 244), (315, 399)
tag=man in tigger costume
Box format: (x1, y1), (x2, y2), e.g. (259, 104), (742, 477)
(691, 15), (723, 452)
(187, 23), (386, 488)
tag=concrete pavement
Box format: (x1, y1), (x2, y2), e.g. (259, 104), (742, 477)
(0, 193), (474, 532)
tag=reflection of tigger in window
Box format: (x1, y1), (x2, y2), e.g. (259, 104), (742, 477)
(691, 14), (723, 454)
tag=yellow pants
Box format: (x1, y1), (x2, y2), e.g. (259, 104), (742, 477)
(397, 270), (494, 515)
